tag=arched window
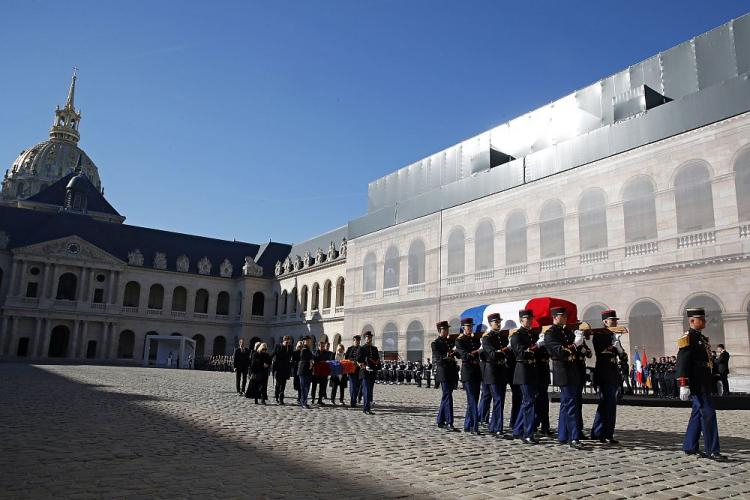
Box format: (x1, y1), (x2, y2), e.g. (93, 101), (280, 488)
(311, 283), (320, 310)
(117, 330), (135, 359)
(628, 300), (664, 358)
(539, 200), (565, 259)
(48, 325), (70, 357)
(335, 277), (345, 307)
(382, 322), (399, 357)
(194, 289), (209, 314)
(171, 286), (187, 312)
(505, 211), (527, 266)
(213, 336), (226, 356)
(407, 240), (426, 285)
(675, 161), (715, 233)
(623, 176), (657, 242)
(361, 324), (374, 335)
(147, 284), (164, 310)
(251, 292), (265, 316)
(447, 227), (465, 276)
(578, 189), (608, 251)
(406, 320), (424, 362)
(362, 253), (377, 292)
(475, 220), (494, 272)
(323, 280), (332, 309)
(448, 317), (461, 334)
(16, 182), (25, 197)
(123, 281), (140, 307)
(300, 286), (309, 312)
(290, 288), (298, 313)
(581, 304), (609, 328)
(56, 273), (77, 300)
(216, 291), (230, 316)
(280, 290), (288, 314)
(193, 334), (205, 358)
(735, 148), (750, 221)
(383, 246), (400, 289)
(682, 295), (725, 346)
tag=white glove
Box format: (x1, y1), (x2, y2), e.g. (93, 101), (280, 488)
(679, 386), (691, 401)
(536, 336), (545, 347)
(612, 337), (624, 355)
(573, 330), (585, 347)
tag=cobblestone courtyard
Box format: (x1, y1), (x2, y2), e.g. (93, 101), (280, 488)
(1, 363), (749, 499)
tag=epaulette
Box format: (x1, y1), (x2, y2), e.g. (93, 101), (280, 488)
(458, 333), (465, 338)
(677, 332), (690, 349)
(508, 328), (519, 337)
(481, 332), (490, 338)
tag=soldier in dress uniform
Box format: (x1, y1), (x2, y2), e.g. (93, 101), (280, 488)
(590, 310), (624, 444)
(345, 335), (362, 407)
(456, 317), (483, 435)
(509, 309), (539, 444)
(432, 321), (459, 431)
(424, 358), (433, 388)
(357, 331), (380, 414)
(544, 307), (586, 449)
(480, 313), (510, 437)
(677, 308), (727, 461)
(533, 328), (553, 436)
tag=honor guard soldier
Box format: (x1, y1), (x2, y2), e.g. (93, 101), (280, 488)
(480, 312), (511, 437)
(677, 308), (727, 461)
(345, 335), (362, 407)
(574, 329), (592, 440)
(544, 307), (586, 449)
(509, 309), (539, 444)
(424, 358), (433, 388)
(533, 327), (553, 436)
(456, 317), (483, 435)
(432, 321), (459, 431)
(357, 331), (381, 414)
(591, 310), (624, 444)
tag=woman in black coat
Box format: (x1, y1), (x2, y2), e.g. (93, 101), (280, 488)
(247, 343), (272, 404)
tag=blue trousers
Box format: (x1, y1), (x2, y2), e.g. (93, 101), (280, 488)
(558, 385), (581, 442)
(436, 382), (454, 426)
(463, 379), (481, 432)
(509, 384), (522, 429)
(591, 384), (618, 440)
(513, 384), (537, 438)
(348, 374), (361, 407)
(488, 382), (507, 433)
(575, 384), (585, 432)
(684, 391), (721, 454)
(298, 374), (311, 407)
(535, 384), (550, 431)
(362, 374), (375, 411)
(478, 383), (492, 423)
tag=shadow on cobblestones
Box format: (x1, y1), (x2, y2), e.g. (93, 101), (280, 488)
(615, 428), (750, 461)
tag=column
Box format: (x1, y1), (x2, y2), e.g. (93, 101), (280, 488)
(40, 263), (51, 302)
(108, 271), (117, 304)
(32, 318), (43, 359)
(75, 268), (87, 302)
(7, 317), (17, 356)
(79, 321), (88, 358)
(661, 316), (684, 357)
(69, 319), (80, 360)
(87, 268), (96, 303)
(15, 260), (28, 296)
(109, 322), (118, 360)
(721, 313), (750, 377)
(143, 331), (150, 367)
(41, 322), (53, 358)
(0, 315), (10, 355)
(48, 263), (58, 299)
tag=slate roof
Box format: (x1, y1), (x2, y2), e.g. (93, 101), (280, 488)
(25, 171), (121, 216)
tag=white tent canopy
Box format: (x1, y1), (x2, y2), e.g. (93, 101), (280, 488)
(143, 335), (196, 368)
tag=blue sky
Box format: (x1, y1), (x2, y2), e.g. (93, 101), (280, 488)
(1, 1), (747, 245)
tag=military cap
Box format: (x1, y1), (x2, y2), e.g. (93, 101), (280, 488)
(686, 307), (705, 318)
(301, 335), (311, 340)
(487, 312), (502, 323)
(601, 309), (619, 321)
(519, 309), (533, 319)
(460, 317), (474, 326)
(436, 320), (450, 330)
(363, 331), (373, 337)
(550, 306), (567, 316)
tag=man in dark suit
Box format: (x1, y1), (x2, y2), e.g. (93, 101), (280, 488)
(357, 331), (380, 414)
(480, 313), (510, 438)
(544, 307), (585, 449)
(298, 336), (314, 409)
(232, 339), (251, 395)
(678, 308), (726, 461)
(345, 335), (362, 407)
(510, 309), (538, 444)
(312, 341), (333, 405)
(456, 317), (483, 435)
(716, 344), (730, 395)
(272, 336), (294, 405)
(432, 321), (459, 431)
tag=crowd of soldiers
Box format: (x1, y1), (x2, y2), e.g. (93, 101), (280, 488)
(206, 355), (233, 371)
(377, 360), (434, 387)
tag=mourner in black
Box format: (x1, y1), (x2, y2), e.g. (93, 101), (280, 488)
(357, 331), (381, 414)
(433, 321), (459, 431)
(271, 336), (294, 404)
(232, 339), (251, 395)
(544, 307), (585, 449)
(591, 310), (625, 444)
(510, 309), (538, 443)
(480, 312), (510, 437)
(312, 341), (333, 405)
(678, 308), (726, 461)
(247, 343), (272, 404)
(345, 335), (362, 407)
(716, 344), (730, 395)
(456, 317), (483, 435)
(297, 336), (314, 409)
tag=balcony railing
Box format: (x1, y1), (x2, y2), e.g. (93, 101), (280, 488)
(362, 291), (376, 300)
(54, 299), (77, 308)
(250, 314), (264, 321)
(407, 283), (425, 294)
(625, 240), (658, 257)
(90, 302), (107, 310)
(504, 264), (527, 276)
(20, 297), (39, 305)
(121, 306), (139, 314)
(740, 223), (750, 238)
(335, 306), (345, 314)
(540, 257), (566, 271)
(383, 287), (399, 297)
(677, 230), (716, 249)
(321, 308), (331, 315)
(446, 275), (464, 285)
(475, 270), (495, 281)
(171, 311), (187, 319)
(580, 250), (608, 264)
(146, 308), (163, 316)
(193, 312), (208, 320)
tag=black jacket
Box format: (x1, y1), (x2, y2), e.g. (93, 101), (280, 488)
(345, 345), (362, 376)
(510, 327), (537, 386)
(298, 347), (314, 376)
(592, 331), (621, 387)
(431, 336), (458, 384)
(716, 351), (730, 376)
(676, 328), (715, 393)
(455, 334), (482, 383)
(544, 324), (581, 387)
(233, 347), (251, 370)
(272, 344), (294, 379)
(479, 329), (509, 385)
(357, 344), (381, 379)
(249, 351), (271, 381)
